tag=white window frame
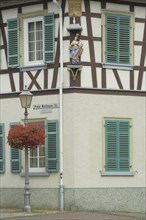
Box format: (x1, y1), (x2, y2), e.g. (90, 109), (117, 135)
(27, 120), (46, 173)
(24, 16), (44, 67)
(29, 145), (46, 173)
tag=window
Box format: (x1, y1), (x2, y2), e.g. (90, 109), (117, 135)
(10, 120), (59, 175)
(29, 121), (45, 172)
(7, 12), (55, 68)
(102, 10), (134, 69)
(0, 123), (5, 173)
(24, 17), (44, 66)
(103, 119), (133, 175)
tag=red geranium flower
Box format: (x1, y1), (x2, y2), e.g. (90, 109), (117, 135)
(7, 124), (46, 150)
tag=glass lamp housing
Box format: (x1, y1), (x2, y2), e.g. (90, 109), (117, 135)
(19, 88), (33, 108)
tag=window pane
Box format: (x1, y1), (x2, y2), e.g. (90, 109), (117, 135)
(30, 148), (37, 157)
(39, 146), (45, 156)
(36, 31), (42, 41)
(29, 32), (35, 41)
(36, 21), (42, 30)
(30, 158), (37, 168)
(39, 158), (45, 167)
(28, 22), (34, 32)
(36, 41), (43, 50)
(29, 52), (35, 61)
(36, 51), (43, 60)
(29, 42), (35, 52)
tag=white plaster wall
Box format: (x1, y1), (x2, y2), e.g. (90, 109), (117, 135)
(96, 67), (102, 88)
(64, 40), (70, 64)
(81, 40), (90, 62)
(134, 46), (142, 66)
(63, 67), (70, 88)
(80, 16), (87, 36)
(0, 74), (11, 93)
(63, 17), (70, 37)
(134, 70), (139, 90)
(22, 4), (43, 13)
(0, 95), (60, 188)
(90, 1), (101, 14)
(94, 41), (101, 63)
(81, 66), (92, 88)
(63, 93), (146, 188)
(91, 18), (101, 37)
(1, 50), (7, 70)
(135, 6), (146, 18)
(47, 69), (54, 89)
(106, 70), (130, 90)
(106, 3), (130, 12)
(1, 93), (146, 189)
(135, 23), (145, 42)
(2, 9), (18, 23)
(141, 71), (146, 91)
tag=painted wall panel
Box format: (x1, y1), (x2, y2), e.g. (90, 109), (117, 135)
(134, 46), (142, 66)
(135, 6), (146, 18)
(91, 18), (101, 37)
(106, 3), (130, 11)
(96, 68), (102, 88)
(63, 17), (70, 37)
(81, 66), (92, 88)
(118, 70), (130, 90)
(90, 1), (101, 14)
(22, 4), (43, 13)
(1, 50), (7, 70)
(64, 40), (70, 63)
(63, 94), (146, 188)
(81, 40), (90, 62)
(141, 71), (146, 91)
(135, 23), (145, 42)
(80, 16), (87, 36)
(0, 75), (11, 93)
(2, 9), (18, 23)
(94, 41), (101, 63)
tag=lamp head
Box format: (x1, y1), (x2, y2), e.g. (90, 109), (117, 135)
(19, 86), (33, 109)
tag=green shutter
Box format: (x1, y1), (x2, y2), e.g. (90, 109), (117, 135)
(105, 120), (130, 172)
(0, 31), (1, 69)
(0, 123), (5, 173)
(119, 16), (130, 64)
(10, 123), (21, 173)
(47, 120), (59, 172)
(105, 120), (118, 171)
(106, 14), (130, 65)
(7, 18), (19, 67)
(119, 121), (130, 171)
(44, 13), (55, 64)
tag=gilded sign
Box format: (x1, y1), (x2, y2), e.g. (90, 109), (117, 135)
(68, 0), (82, 17)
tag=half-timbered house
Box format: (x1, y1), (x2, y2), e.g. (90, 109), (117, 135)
(0, 0), (146, 213)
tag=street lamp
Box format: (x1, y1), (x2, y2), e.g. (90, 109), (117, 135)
(19, 86), (33, 212)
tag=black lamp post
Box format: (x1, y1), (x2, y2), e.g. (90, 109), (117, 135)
(19, 86), (33, 212)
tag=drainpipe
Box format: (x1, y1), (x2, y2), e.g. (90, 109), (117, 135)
(53, 0), (64, 211)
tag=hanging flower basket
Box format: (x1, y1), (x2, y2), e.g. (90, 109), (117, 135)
(7, 124), (46, 150)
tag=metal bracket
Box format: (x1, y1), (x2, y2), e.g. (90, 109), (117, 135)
(67, 65), (82, 81)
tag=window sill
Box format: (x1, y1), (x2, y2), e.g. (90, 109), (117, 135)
(100, 171), (136, 176)
(20, 64), (47, 72)
(102, 63), (133, 70)
(20, 172), (50, 177)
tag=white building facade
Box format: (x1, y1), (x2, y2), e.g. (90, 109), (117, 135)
(0, 0), (146, 213)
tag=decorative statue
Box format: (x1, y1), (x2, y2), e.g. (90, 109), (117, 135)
(69, 33), (83, 65)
